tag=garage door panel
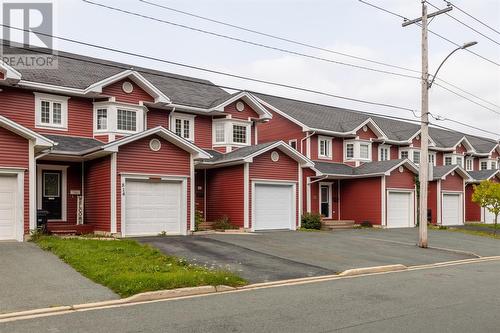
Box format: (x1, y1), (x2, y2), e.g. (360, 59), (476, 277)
(387, 191), (413, 228)
(0, 176), (17, 240)
(254, 184), (294, 231)
(484, 208), (495, 224)
(125, 180), (183, 236)
(442, 194), (463, 226)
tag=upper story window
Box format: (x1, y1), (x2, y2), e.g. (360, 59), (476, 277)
(93, 102), (144, 135)
(429, 152), (436, 166)
(400, 151), (409, 159)
(379, 146), (390, 161)
(480, 161), (488, 170)
(289, 139), (297, 150)
(480, 159), (498, 170)
(171, 114), (194, 141)
(466, 158), (473, 171)
(492, 161), (498, 169)
(318, 136), (332, 159)
(212, 119), (251, 147)
(117, 109), (137, 132)
(456, 156), (463, 168)
(35, 93), (69, 130)
(445, 156), (452, 166)
(444, 154), (465, 167)
(400, 148), (421, 165)
(413, 151), (421, 165)
(345, 140), (371, 162)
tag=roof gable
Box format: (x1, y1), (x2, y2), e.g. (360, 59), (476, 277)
(212, 92), (272, 120)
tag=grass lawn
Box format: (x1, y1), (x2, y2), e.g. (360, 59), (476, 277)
(34, 236), (246, 297)
(472, 223), (500, 229)
(429, 225), (500, 240)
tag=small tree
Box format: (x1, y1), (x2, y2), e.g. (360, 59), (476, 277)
(472, 181), (500, 235)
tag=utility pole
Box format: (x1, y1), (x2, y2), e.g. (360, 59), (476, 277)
(403, 1), (452, 248)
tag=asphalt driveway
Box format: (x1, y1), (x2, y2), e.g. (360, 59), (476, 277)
(137, 228), (500, 283)
(0, 242), (118, 314)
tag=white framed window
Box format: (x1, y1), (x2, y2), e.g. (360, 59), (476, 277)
(466, 158), (473, 171)
(35, 93), (69, 130)
(96, 109), (108, 130)
(232, 124), (247, 144)
(212, 119), (251, 146)
(400, 150), (409, 159)
(344, 140), (371, 162)
(444, 156), (452, 166)
(413, 151), (421, 165)
(117, 109), (137, 132)
(480, 161), (487, 170)
(456, 156), (463, 168)
(429, 152), (436, 166)
(171, 114), (194, 141)
(492, 161), (498, 169)
(318, 136), (332, 159)
(214, 122), (225, 144)
(379, 146), (390, 161)
(346, 143), (354, 159)
(289, 139), (297, 150)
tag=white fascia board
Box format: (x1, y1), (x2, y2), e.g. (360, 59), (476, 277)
(102, 126), (211, 159)
(452, 136), (476, 153)
(210, 92), (272, 120)
(18, 80), (86, 96)
(352, 118), (388, 140)
(244, 141), (314, 167)
(0, 115), (54, 147)
(384, 160), (419, 175)
(308, 127), (356, 137)
(0, 60), (22, 81)
(439, 165), (471, 181)
(84, 70), (171, 104)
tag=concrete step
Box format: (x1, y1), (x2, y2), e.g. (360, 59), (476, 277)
(321, 220), (356, 230)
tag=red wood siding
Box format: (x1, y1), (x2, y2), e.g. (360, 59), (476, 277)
(93, 135), (109, 143)
(0, 87), (94, 137)
(441, 172), (464, 191)
(102, 79), (154, 104)
(257, 108), (305, 152)
(491, 150), (500, 159)
(356, 126), (377, 140)
(310, 136), (318, 160)
(411, 136), (421, 148)
(224, 100), (259, 120)
(84, 156), (111, 231)
(455, 144), (467, 154)
(249, 150), (300, 227)
(0, 127), (30, 232)
(428, 181), (438, 224)
(340, 177), (382, 225)
(116, 135), (192, 231)
(473, 158), (479, 171)
(465, 184), (481, 222)
(390, 146), (399, 160)
(147, 108), (169, 129)
(436, 152), (443, 166)
(206, 165), (244, 227)
(372, 142), (379, 162)
(194, 170), (205, 217)
(194, 115), (212, 149)
(386, 166), (416, 189)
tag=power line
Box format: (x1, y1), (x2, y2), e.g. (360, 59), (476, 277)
(434, 78), (500, 110)
(445, 0), (500, 36)
(1, 26), (496, 137)
(430, 114), (499, 136)
(83, 0), (500, 115)
(81, 0), (420, 81)
(433, 82), (500, 116)
(427, 1), (500, 47)
(138, 0), (420, 75)
(358, 0), (500, 67)
(140, 0), (500, 111)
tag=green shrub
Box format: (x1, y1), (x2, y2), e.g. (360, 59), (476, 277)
(360, 221), (373, 228)
(213, 216), (235, 230)
(194, 210), (204, 231)
(301, 213), (322, 230)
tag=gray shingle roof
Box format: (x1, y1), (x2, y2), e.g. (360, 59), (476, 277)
(315, 159), (411, 176)
(432, 165), (458, 180)
(46, 134), (103, 154)
(464, 135), (498, 154)
(202, 141), (278, 163)
(467, 170), (500, 181)
(2, 42), (229, 109)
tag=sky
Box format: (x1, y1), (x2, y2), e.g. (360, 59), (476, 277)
(5, 0), (500, 139)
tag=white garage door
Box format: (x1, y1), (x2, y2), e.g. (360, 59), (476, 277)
(254, 183), (294, 231)
(0, 175), (18, 240)
(484, 207), (496, 224)
(125, 180), (183, 236)
(442, 193), (463, 226)
(387, 191), (414, 228)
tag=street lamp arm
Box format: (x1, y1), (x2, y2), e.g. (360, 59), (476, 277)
(428, 41), (477, 89)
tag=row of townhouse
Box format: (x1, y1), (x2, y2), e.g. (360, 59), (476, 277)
(0, 43), (498, 241)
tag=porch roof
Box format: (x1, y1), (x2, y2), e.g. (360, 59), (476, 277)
(45, 135), (104, 155)
(467, 170), (500, 182)
(313, 159), (418, 178)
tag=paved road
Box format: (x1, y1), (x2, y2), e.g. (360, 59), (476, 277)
(136, 228), (491, 283)
(4, 260), (500, 332)
(0, 242), (118, 314)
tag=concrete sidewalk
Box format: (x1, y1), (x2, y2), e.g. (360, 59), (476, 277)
(0, 242), (118, 314)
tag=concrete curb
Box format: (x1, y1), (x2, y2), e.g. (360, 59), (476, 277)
(338, 264), (407, 277)
(126, 286), (217, 303)
(0, 306), (72, 320)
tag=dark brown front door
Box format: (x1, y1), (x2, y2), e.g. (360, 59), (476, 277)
(42, 171), (62, 220)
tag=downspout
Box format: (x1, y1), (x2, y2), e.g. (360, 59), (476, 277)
(168, 106), (176, 129)
(35, 147), (54, 160)
(307, 175), (329, 185)
(80, 160), (85, 225)
(300, 131), (315, 155)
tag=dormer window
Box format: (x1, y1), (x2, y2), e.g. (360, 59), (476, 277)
(344, 140), (371, 162)
(232, 124), (247, 144)
(444, 154), (465, 167)
(117, 109), (137, 132)
(35, 93), (69, 130)
(212, 119), (251, 147)
(93, 102), (144, 135)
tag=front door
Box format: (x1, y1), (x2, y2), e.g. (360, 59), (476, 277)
(42, 171), (62, 220)
(320, 184), (330, 218)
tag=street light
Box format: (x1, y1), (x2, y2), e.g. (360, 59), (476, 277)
(428, 41), (478, 88)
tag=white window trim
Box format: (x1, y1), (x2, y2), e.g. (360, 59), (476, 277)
(93, 102), (145, 135)
(212, 118), (251, 147)
(36, 165), (68, 222)
(479, 158), (498, 170)
(319, 182), (333, 219)
(34, 93), (69, 131)
(399, 148), (423, 165)
(344, 140), (372, 162)
(465, 157), (474, 171)
(288, 139), (298, 150)
(428, 151), (437, 166)
(171, 113), (195, 142)
(318, 136), (333, 160)
(378, 145), (391, 161)
(444, 153), (465, 167)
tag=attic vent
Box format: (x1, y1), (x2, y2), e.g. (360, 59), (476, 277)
(416, 135), (420, 140)
(236, 101), (245, 112)
(149, 138), (161, 151)
(399, 166), (404, 173)
(122, 81), (134, 94)
(271, 151), (280, 162)
(362, 125), (368, 132)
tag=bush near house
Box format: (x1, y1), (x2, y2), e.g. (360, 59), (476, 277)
(301, 213), (322, 230)
(213, 216), (237, 230)
(472, 180), (500, 235)
(34, 236), (246, 297)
